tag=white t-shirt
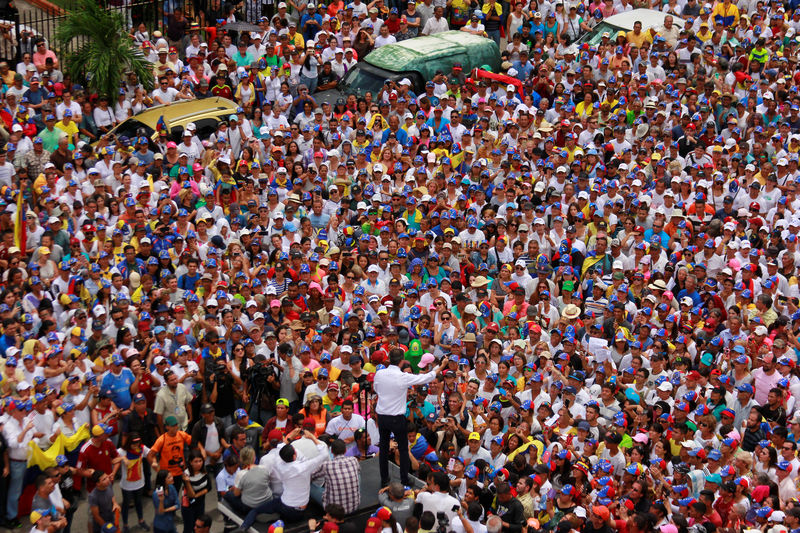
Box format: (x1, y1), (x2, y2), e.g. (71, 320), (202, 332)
(152, 86), (179, 104)
(204, 422), (221, 465)
(117, 446), (151, 491)
(374, 34), (397, 48)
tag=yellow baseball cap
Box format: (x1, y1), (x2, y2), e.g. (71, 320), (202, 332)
(468, 432), (481, 441)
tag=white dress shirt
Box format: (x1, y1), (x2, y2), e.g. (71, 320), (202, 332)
(3, 416), (32, 461)
(274, 441), (329, 508)
(373, 366), (438, 416)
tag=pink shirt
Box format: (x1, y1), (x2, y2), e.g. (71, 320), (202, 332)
(33, 49), (58, 70)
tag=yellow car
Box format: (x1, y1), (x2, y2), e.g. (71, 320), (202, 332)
(94, 97), (239, 146)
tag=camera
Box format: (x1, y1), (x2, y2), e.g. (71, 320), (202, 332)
(206, 358), (228, 383)
(246, 359), (276, 383)
(436, 512), (450, 533)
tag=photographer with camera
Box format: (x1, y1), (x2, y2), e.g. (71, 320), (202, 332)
(243, 353), (281, 424)
(204, 354), (236, 425)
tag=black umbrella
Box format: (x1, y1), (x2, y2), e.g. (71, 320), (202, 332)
(221, 20), (263, 32)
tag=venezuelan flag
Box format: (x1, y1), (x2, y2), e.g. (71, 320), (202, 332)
(28, 424), (91, 470)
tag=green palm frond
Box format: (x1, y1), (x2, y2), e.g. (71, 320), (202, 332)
(56, 0), (153, 98)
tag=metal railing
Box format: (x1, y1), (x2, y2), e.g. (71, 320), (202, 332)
(2, 0), (160, 64)
(0, 0), (266, 66)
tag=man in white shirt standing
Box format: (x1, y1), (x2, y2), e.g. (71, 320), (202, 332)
(374, 25), (397, 48)
(373, 348), (447, 487)
(422, 6), (449, 34)
(324, 399), (365, 451)
(3, 399), (35, 529)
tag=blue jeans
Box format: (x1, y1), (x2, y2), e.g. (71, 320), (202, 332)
(6, 460), (26, 520)
(486, 29), (501, 44)
(309, 483), (324, 507)
(299, 75), (318, 94)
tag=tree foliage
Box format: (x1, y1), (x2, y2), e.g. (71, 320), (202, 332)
(55, 0), (153, 99)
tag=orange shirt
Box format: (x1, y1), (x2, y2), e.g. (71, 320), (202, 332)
(151, 430), (192, 476)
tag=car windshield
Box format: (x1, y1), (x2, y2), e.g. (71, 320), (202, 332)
(112, 119), (154, 141)
(579, 21), (624, 45)
(339, 63), (394, 97)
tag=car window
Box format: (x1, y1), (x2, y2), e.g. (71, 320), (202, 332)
(112, 119), (154, 142)
(403, 72), (425, 95)
(169, 126), (185, 144)
(579, 22), (624, 45)
(340, 66), (389, 97)
(195, 118), (222, 140)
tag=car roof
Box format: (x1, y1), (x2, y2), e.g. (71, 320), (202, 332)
(130, 97), (238, 129)
(365, 31), (499, 74)
(602, 9), (685, 32)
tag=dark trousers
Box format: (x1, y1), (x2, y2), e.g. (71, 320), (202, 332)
(223, 492), (304, 527)
(223, 492), (270, 530)
(181, 498), (205, 533)
(378, 414), (410, 486)
(121, 488), (144, 525)
(143, 460), (152, 494)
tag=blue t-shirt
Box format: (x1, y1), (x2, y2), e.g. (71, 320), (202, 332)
(308, 212), (331, 230)
(178, 272), (200, 291)
(101, 368), (135, 409)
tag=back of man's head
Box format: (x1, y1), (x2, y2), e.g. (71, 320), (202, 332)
(432, 471), (450, 493)
(389, 482), (405, 500)
(467, 502), (482, 522)
(389, 348), (404, 366)
(279, 443), (295, 463)
(487, 516), (503, 533)
(419, 512), (436, 531)
(331, 439), (346, 456)
(325, 504), (345, 521)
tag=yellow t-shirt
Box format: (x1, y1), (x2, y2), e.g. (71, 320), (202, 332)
(55, 120), (79, 139)
(626, 30), (648, 47)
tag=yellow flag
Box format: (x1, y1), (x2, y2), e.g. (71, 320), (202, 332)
(27, 424), (91, 469)
(13, 188), (24, 251)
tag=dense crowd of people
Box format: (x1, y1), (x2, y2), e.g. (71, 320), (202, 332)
(1, 0), (800, 533)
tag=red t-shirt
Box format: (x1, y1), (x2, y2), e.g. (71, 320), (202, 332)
(77, 439), (118, 492)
